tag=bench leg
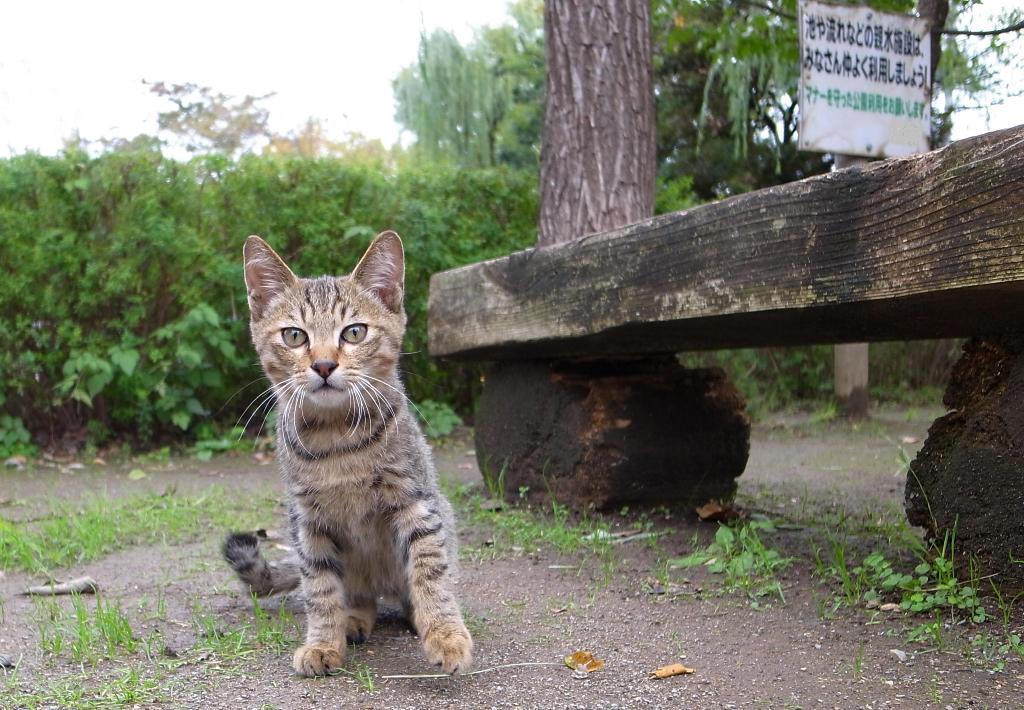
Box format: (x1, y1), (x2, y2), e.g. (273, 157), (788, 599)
(905, 335), (1024, 592)
(473, 358), (750, 510)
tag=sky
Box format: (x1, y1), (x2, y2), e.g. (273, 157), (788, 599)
(0, 0), (511, 156)
(0, 0), (1020, 157)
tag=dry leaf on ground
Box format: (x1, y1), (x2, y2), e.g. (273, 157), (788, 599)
(695, 500), (742, 522)
(650, 663), (695, 679)
(564, 650), (604, 672)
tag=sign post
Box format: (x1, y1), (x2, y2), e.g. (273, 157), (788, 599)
(798, 0), (932, 417)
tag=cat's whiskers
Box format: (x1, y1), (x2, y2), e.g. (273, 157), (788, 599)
(279, 381), (315, 459)
(219, 375), (276, 419)
(264, 378), (305, 442)
(352, 376), (398, 449)
(345, 381), (371, 439)
(356, 376), (397, 422)
(238, 378), (294, 438)
(359, 373), (424, 421)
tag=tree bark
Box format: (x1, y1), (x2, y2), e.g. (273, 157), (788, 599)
(539, 0), (656, 246)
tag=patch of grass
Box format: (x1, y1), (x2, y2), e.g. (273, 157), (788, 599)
(965, 630), (1023, 673)
(479, 461), (508, 501)
(0, 486), (278, 574)
(813, 528), (988, 628)
(462, 609), (491, 639)
(330, 654), (376, 692)
(191, 596), (300, 661)
(808, 399), (839, 425)
(32, 593), (137, 664)
(448, 483), (614, 563)
(4, 665), (165, 709)
(670, 520), (792, 604)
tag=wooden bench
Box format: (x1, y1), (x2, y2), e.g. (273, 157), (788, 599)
(427, 124), (1024, 587)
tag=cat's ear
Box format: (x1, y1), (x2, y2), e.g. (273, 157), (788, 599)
(351, 231), (405, 312)
(243, 236), (297, 320)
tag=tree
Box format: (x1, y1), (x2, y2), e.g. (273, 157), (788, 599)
(146, 81), (273, 157)
(652, 1), (831, 201)
(652, 0), (1024, 200)
(539, 0), (656, 245)
(262, 120), (403, 168)
(393, 1), (544, 168)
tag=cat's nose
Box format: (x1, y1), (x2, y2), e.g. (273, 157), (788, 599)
(311, 360), (338, 380)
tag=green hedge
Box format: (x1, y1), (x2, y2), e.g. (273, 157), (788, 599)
(0, 148), (537, 447)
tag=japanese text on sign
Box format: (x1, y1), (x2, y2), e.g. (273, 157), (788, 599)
(798, 0), (931, 158)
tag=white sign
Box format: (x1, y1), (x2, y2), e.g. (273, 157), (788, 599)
(798, 0), (931, 158)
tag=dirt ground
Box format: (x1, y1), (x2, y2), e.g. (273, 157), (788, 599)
(2, 405), (1023, 709)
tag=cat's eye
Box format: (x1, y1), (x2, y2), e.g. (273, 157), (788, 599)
(341, 324), (368, 344)
(281, 327), (308, 348)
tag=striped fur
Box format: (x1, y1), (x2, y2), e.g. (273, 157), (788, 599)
(225, 231), (472, 677)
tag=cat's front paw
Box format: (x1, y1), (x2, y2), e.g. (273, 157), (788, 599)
(293, 643), (344, 676)
(422, 621), (473, 674)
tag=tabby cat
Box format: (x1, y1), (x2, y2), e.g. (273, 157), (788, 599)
(223, 231), (473, 677)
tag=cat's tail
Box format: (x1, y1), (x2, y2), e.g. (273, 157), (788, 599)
(223, 532), (301, 597)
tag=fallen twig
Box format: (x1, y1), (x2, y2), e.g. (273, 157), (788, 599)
(381, 661), (561, 679)
(22, 576), (99, 596)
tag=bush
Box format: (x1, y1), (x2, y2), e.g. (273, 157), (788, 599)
(0, 147), (537, 447)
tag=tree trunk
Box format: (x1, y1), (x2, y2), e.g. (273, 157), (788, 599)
(917, 0), (949, 80)
(906, 336), (1024, 591)
(475, 360), (750, 510)
(539, 0), (656, 246)
(474, 0), (746, 511)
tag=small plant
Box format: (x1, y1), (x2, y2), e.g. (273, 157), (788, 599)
(0, 410), (36, 459)
(809, 399), (838, 424)
(330, 655), (376, 692)
(814, 528), (986, 625)
(907, 613), (946, 648)
(480, 461), (508, 501)
(852, 642), (866, 675)
(671, 521), (792, 603)
(414, 399), (462, 439)
(898, 530), (986, 624)
(966, 631), (1021, 672)
(189, 424), (249, 460)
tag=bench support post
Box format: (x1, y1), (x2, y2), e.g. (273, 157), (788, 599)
(474, 359), (750, 510)
(834, 343), (869, 418)
(906, 335), (1024, 591)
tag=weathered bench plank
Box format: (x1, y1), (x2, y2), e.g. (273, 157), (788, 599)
(429, 125), (1024, 361)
